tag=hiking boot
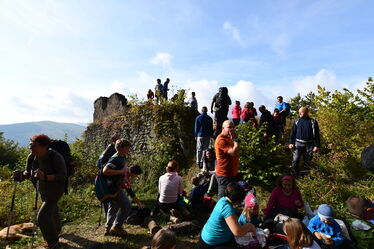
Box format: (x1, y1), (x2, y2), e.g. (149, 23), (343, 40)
(104, 225), (111, 236)
(109, 226), (127, 237)
(44, 241), (59, 248)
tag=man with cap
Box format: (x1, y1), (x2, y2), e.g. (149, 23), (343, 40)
(308, 204), (345, 248)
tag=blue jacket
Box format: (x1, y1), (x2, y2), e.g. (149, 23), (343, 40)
(195, 112), (213, 137)
(307, 215), (344, 249)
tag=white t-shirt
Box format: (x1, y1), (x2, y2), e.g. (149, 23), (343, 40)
(158, 172), (183, 203)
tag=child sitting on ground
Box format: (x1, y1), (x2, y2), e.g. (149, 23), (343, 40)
(188, 176), (209, 210)
(307, 204), (345, 249)
(238, 194), (260, 227)
(142, 228), (177, 249)
(284, 218), (321, 249)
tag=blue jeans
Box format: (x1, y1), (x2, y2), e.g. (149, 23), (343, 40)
(106, 190), (131, 228)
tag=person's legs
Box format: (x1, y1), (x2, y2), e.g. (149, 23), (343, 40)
(106, 199), (119, 229)
(113, 191), (132, 228)
(37, 200), (60, 244)
(196, 137), (204, 168)
(216, 176), (234, 199)
(304, 143), (315, 169)
(291, 141), (306, 173)
(207, 174), (217, 196)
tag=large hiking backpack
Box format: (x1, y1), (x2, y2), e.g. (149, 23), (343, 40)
(94, 172), (118, 203)
(215, 87), (230, 111)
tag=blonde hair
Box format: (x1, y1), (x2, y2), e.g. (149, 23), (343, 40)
(242, 206), (253, 221)
(283, 218), (314, 249)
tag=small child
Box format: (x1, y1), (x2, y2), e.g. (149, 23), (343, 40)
(238, 194), (260, 227)
(284, 218), (321, 249)
(307, 204), (345, 249)
(188, 176), (209, 210)
(142, 228), (177, 249)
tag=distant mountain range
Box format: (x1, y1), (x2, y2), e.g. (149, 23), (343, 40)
(0, 121), (86, 146)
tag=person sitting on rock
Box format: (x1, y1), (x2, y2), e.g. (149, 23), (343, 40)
(147, 89), (155, 101)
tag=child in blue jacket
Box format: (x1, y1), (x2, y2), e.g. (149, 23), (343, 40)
(307, 204), (345, 249)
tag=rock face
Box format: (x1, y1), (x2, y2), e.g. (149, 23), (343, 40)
(85, 93), (198, 178)
(93, 93), (129, 123)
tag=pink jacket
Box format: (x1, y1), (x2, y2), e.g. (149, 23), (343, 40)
(264, 186), (304, 216)
(232, 105), (242, 119)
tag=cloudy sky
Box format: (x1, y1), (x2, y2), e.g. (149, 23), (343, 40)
(0, 0), (373, 124)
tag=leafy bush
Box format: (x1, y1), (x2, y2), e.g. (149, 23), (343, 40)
(236, 123), (289, 189)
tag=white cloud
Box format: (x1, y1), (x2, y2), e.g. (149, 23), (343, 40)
(222, 21), (243, 45)
(150, 52), (173, 66)
(291, 69), (347, 96)
(0, 88), (93, 124)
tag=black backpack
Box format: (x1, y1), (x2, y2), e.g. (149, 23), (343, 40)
(27, 140), (75, 194)
(215, 87), (230, 111)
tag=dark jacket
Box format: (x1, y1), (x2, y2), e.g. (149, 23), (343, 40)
(26, 150), (67, 201)
(289, 116), (320, 147)
(195, 112), (214, 137)
(259, 110), (275, 135)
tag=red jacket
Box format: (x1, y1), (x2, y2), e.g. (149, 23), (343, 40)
(232, 105), (242, 119)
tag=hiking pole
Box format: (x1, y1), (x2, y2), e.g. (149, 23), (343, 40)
(30, 179), (39, 249)
(97, 202), (103, 228)
(5, 181), (17, 241)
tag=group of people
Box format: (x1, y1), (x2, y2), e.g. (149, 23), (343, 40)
(9, 85), (373, 249)
(147, 78), (171, 104)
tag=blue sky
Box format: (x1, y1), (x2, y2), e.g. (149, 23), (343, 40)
(0, 0), (373, 124)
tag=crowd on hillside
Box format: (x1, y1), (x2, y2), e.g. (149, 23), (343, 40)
(9, 80), (374, 249)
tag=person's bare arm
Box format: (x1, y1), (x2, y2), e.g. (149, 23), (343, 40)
(103, 164), (126, 176)
(225, 215), (256, 237)
(227, 142), (240, 157)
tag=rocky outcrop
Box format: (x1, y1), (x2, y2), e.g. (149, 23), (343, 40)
(93, 93), (129, 123)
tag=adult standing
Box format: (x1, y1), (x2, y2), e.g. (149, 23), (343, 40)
(259, 105), (275, 138)
(13, 134), (66, 248)
(102, 139), (132, 236)
(231, 101), (242, 126)
(199, 182), (256, 249)
(195, 106), (214, 168)
(189, 92), (198, 111)
(241, 102), (258, 128)
(214, 120), (240, 199)
(211, 87), (232, 137)
(163, 78), (170, 100)
(275, 96), (290, 127)
(289, 107), (320, 174)
(155, 79), (163, 104)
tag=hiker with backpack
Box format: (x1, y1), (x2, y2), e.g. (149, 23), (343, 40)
(289, 107), (320, 174)
(211, 87), (232, 137)
(275, 96), (290, 127)
(163, 78), (170, 100)
(101, 139), (132, 236)
(13, 134), (67, 248)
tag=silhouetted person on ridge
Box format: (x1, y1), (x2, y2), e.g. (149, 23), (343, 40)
(211, 87), (232, 137)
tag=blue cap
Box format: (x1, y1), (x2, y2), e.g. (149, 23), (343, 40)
(318, 204), (334, 220)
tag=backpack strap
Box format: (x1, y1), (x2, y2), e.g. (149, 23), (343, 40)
(295, 118), (300, 126)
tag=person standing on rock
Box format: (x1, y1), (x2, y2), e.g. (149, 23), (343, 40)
(195, 106), (214, 169)
(214, 120), (240, 199)
(211, 87), (232, 137)
(163, 78), (170, 100)
(155, 79), (163, 104)
(102, 139), (132, 236)
(189, 91), (198, 111)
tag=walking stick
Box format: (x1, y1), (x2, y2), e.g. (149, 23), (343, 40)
(5, 181), (17, 241)
(30, 180), (39, 249)
(97, 202), (103, 228)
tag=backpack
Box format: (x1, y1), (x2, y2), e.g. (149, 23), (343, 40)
(94, 172), (118, 203)
(94, 157), (118, 203)
(215, 87), (230, 111)
(27, 140), (75, 194)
